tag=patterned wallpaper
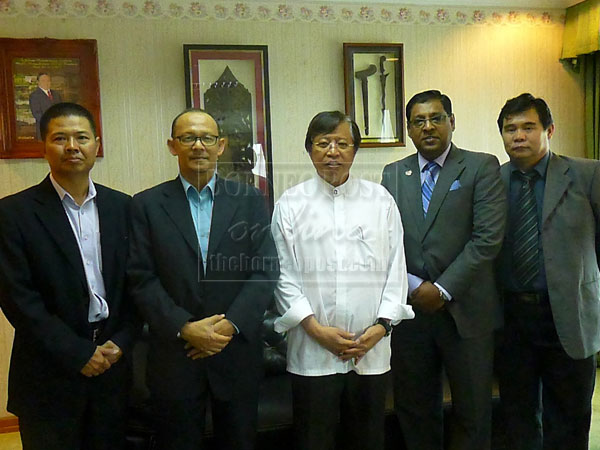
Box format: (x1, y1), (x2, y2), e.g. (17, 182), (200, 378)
(0, 0), (565, 25)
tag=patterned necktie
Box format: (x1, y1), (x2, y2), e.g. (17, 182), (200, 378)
(48, 90), (53, 100)
(513, 171), (540, 287)
(422, 161), (440, 216)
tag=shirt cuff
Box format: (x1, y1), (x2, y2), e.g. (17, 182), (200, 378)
(377, 302), (415, 326)
(274, 300), (314, 333)
(228, 320), (240, 334)
(407, 273), (424, 295)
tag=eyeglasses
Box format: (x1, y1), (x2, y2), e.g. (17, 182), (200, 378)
(409, 114), (448, 129)
(313, 140), (354, 151)
(175, 134), (219, 147)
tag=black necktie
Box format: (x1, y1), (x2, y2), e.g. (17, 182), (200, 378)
(513, 171), (540, 287)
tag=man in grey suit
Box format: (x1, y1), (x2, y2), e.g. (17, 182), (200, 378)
(381, 90), (506, 450)
(29, 73), (62, 140)
(496, 93), (600, 450)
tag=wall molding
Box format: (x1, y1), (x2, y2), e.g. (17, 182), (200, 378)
(0, 415), (18, 434)
(0, 0), (565, 26)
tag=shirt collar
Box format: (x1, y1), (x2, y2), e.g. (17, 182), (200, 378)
(510, 150), (551, 179)
(179, 173), (217, 199)
(49, 173), (96, 206)
(313, 173), (357, 197)
(418, 142), (452, 172)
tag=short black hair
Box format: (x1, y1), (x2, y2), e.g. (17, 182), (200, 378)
(40, 102), (97, 141)
(37, 72), (49, 81)
(170, 108), (222, 138)
(497, 93), (553, 132)
(406, 90), (453, 122)
(304, 111), (361, 154)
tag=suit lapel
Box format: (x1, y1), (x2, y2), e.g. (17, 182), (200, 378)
(160, 179), (201, 259)
(403, 156), (426, 234)
(96, 186), (118, 302)
(33, 176), (87, 286)
(542, 153), (571, 224)
(500, 163), (511, 240)
(208, 178), (238, 255)
(422, 145), (466, 238)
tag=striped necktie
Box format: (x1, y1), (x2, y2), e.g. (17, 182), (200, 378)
(513, 171), (540, 287)
(422, 161), (440, 216)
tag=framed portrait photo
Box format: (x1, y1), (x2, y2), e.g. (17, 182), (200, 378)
(183, 44), (273, 208)
(343, 43), (405, 148)
(0, 38), (102, 158)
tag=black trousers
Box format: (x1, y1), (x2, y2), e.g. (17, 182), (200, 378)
(497, 296), (596, 450)
(291, 372), (388, 450)
(18, 379), (128, 450)
(152, 379), (259, 450)
(392, 309), (494, 450)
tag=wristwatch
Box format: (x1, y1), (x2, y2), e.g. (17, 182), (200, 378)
(375, 318), (392, 337)
(439, 288), (449, 302)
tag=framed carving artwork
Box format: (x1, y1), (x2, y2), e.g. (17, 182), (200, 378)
(0, 38), (102, 158)
(183, 44), (273, 208)
(343, 43), (405, 148)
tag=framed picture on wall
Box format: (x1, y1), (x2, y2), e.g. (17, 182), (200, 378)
(183, 44), (273, 208)
(343, 43), (405, 148)
(0, 38), (102, 159)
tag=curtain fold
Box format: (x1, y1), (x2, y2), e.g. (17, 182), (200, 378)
(583, 53), (600, 160)
(562, 0), (600, 59)
(562, 1), (600, 159)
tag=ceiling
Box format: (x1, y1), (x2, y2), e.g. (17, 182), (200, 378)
(253, 0), (583, 9)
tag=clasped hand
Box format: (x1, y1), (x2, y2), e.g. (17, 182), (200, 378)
(301, 316), (386, 365)
(181, 314), (235, 360)
(410, 281), (445, 314)
(80, 340), (122, 378)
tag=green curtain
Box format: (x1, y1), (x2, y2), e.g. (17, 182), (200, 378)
(562, 0), (600, 159)
(562, 0), (600, 59)
(583, 53), (600, 160)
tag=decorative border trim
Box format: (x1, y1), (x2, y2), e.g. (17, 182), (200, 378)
(0, 0), (565, 25)
(0, 416), (18, 434)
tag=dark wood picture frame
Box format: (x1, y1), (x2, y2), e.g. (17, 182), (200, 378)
(343, 43), (405, 148)
(183, 44), (273, 208)
(0, 38), (102, 159)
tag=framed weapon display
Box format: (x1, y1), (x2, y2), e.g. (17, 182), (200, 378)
(184, 44), (273, 208)
(343, 43), (405, 148)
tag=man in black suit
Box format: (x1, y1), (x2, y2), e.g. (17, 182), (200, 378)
(496, 93), (600, 450)
(0, 102), (134, 450)
(29, 73), (62, 140)
(128, 108), (278, 450)
(381, 90), (506, 450)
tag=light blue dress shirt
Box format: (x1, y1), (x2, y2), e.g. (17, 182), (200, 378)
(180, 174), (216, 275)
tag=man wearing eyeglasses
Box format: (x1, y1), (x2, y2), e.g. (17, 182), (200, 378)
(128, 108), (279, 450)
(381, 90), (506, 450)
(273, 111), (413, 450)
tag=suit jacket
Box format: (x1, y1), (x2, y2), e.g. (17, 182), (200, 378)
(0, 176), (134, 418)
(128, 177), (279, 401)
(499, 153), (600, 359)
(382, 145), (507, 338)
(29, 87), (62, 139)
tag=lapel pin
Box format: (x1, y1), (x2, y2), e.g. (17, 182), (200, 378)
(405, 170), (412, 176)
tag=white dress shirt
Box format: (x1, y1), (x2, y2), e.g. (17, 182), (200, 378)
(50, 175), (109, 322)
(272, 175), (414, 376)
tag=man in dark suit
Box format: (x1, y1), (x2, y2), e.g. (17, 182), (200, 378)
(381, 90), (506, 450)
(128, 108), (278, 450)
(29, 73), (62, 140)
(0, 102), (134, 450)
(496, 93), (600, 450)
